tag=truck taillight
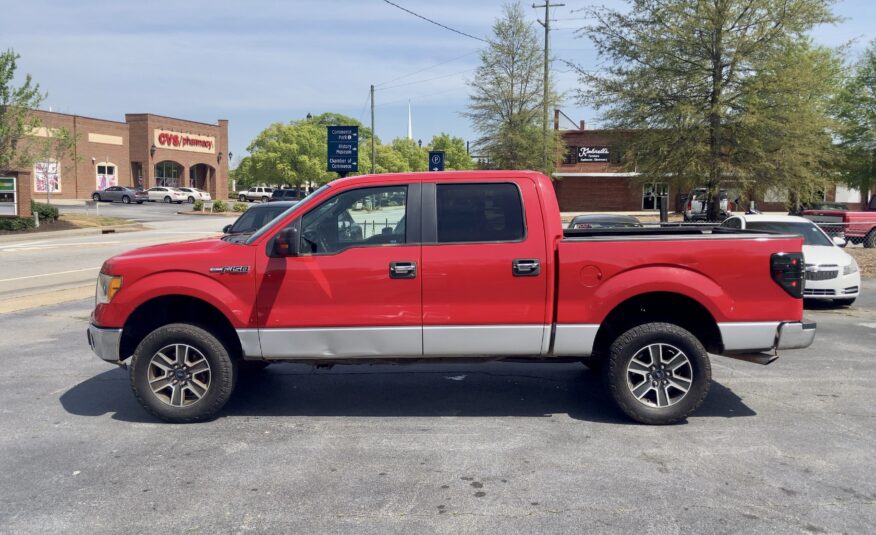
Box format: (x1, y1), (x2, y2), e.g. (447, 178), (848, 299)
(771, 253), (804, 298)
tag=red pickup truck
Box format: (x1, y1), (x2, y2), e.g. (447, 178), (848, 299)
(803, 197), (876, 247)
(88, 171), (815, 424)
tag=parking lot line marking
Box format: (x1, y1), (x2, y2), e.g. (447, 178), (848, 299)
(0, 267), (101, 283)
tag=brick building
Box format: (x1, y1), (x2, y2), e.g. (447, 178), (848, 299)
(552, 117), (871, 212)
(3, 110), (229, 207)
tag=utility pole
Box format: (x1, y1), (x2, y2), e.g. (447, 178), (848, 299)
(533, 1), (563, 175)
(370, 84), (376, 174)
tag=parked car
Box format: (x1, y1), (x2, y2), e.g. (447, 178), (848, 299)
(238, 187), (274, 202)
(145, 187), (188, 204)
(91, 186), (147, 204)
(802, 198), (876, 247)
(269, 189), (305, 202)
(683, 188), (731, 221)
(568, 214), (642, 229)
(721, 214), (860, 306)
(88, 170), (814, 424)
(222, 201), (297, 235)
(177, 187), (211, 203)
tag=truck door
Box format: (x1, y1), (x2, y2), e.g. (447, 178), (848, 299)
(420, 179), (549, 356)
(255, 183), (422, 358)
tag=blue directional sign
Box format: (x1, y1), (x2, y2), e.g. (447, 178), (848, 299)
(428, 150), (445, 172)
(327, 126), (359, 173)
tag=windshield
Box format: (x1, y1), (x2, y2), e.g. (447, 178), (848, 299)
(228, 205), (291, 234)
(747, 221), (833, 246)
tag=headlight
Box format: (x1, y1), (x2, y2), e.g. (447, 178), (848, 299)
(843, 258), (858, 276)
(95, 273), (123, 304)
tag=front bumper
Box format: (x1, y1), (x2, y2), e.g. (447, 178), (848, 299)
(87, 324), (123, 363)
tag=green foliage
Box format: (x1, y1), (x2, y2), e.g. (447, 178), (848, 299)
(192, 199), (204, 211)
(465, 2), (559, 173)
(0, 49), (45, 171)
(834, 39), (876, 203)
(212, 200), (227, 212)
(232, 202), (248, 212)
(30, 200), (58, 221)
(0, 216), (36, 231)
(577, 0), (840, 217)
(427, 133), (474, 170)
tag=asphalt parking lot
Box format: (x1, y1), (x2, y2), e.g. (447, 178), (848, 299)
(1, 285), (874, 533)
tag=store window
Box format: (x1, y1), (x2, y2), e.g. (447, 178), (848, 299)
(155, 161), (182, 187)
(96, 163), (117, 190)
(642, 183), (669, 210)
(34, 159), (61, 193)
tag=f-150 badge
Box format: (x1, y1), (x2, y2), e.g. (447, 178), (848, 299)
(209, 266), (250, 274)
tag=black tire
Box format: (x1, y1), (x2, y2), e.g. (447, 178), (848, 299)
(137, 201), (144, 204)
(604, 322), (711, 425)
(238, 194), (246, 202)
(163, 196), (171, 203)
(188, 196), (195, 203)
(122, 195), (130, 204)
(261, 196), (269, 202)
(864, 230), (876, 249)
(92, 193), (101, 201)
(834, 298), (856, 307)
(130, 323), (237, 423)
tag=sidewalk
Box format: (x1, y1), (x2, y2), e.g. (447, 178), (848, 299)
(0, 223), (144, 244)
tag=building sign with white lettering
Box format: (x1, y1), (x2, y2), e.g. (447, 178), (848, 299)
(577, 146), (610, 163)
(154, 129), (216, 154)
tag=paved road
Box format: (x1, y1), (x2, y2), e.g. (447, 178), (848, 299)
(0, 216), (233, 312)
(0, 285), (874, 533)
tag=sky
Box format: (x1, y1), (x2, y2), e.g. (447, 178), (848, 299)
(3, 0), (876, 167)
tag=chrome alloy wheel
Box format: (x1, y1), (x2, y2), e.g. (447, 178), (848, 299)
(147, 344), (212, 407)
(626, 343), (693, 408)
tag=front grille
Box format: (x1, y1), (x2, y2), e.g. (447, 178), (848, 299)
(804, 288), (836, 296)
(805, 264), (839, 281)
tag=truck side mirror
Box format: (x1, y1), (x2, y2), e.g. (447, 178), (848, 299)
(272, 226), (300, 257)
(222, 224), (232, 234)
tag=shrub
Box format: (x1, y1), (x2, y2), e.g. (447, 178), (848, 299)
(31, 201), (59, 222)
(212, 200), (227, 212)
(0, 217), (36, 231)
(232, 202), (248, 212)
(192, 200), (204, 211)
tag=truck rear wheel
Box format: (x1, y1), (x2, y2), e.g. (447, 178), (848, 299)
(129, 323), (236, 423)
(604, 322), (711, 425)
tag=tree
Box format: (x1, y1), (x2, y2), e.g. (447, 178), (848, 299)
(32, 126), (77, 203)
(0, 49), (45, 171)
(835, 40), (876, 207)
(428, 133), (475, 170)
(466, 2), (558, 173)
(576, 0), (839, 219)
(390, 138), (427, 172)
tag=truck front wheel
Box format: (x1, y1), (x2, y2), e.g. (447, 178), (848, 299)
(604, 322), (711, 425)
(129, 323), (237, 423)
(864, 230), (876, 248)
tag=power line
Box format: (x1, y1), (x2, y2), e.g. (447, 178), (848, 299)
(375, 50), (479, 88)
(382, 0), (488, 43)
(378, 68), (475, 91)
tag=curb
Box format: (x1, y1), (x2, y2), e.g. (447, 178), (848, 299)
(0, 223), (145, 244)
(176, 211), (240, 217)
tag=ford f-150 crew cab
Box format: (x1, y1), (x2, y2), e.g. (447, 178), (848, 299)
(88, 171), (815, 424)
(803, 198), (876, 247)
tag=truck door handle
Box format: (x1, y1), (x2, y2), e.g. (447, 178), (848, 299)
(390, 261), (417, 279)
(512, 259), (541, 277)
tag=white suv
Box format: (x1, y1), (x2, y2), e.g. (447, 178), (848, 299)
(238, 187), (274, 202)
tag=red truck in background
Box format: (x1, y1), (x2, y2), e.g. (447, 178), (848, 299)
(803, 196), (876, 247)
(88, 171), (815, 425)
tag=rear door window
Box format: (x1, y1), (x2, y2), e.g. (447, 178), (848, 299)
(436, 183), (525, 243)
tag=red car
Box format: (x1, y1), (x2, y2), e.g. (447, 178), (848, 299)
(803, 197), (876, 247)
(88, 171), (814, 424)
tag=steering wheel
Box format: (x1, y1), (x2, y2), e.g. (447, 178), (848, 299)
(301, 228), (329, 253)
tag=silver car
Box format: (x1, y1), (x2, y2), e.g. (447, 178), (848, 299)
(91, 186), (147, 204)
